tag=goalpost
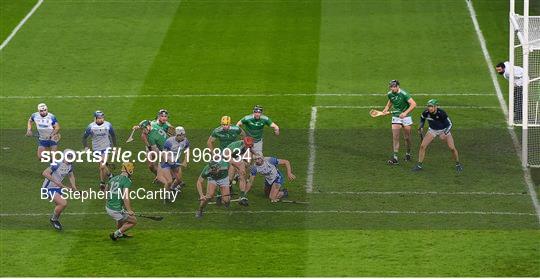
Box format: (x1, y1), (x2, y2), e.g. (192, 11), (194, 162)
(509, 0), (540, 168)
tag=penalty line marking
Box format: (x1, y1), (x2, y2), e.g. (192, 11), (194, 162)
(0, 93), (491, 99)
(0, 0), (44, 51)
(0, 210), (535, 217)
(466, 0), (540, 224)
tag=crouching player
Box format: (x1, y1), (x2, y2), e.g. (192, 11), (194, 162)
(225, 137), (254, 206)
(41, 149), (78, 230)
(107, 162), (137, 241)
(247, 153), (296, 202)
(195, 161), (230, 218)
(160, 126), (189, 195)
(413, 99), (463, 172)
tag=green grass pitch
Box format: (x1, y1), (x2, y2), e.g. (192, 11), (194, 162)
(1, 0), (539, 276)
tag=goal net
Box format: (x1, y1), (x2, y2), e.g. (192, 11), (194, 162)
(509, 8), (540, 167)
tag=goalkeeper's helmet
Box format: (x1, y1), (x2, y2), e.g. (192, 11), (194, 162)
(94, 110), (105, 118)
(253, 105), (263, 113)
(220, 116), (231, 125)
(389, 80), (400, 87)
(139, 120), (150, 128)
(122, 162), (135, 175)
(427, 99), (439, 107)
(243, 136), (254, 148)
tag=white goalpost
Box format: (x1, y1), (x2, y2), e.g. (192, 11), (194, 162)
(509, 0), (540, 168)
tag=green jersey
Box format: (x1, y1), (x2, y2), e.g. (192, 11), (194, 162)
(387, 89), (412, 117)
(211, 125), (242, 150)
(226, 140), (245, 152)
(150, 120), (171, 134)
(200, 161), (229, 180)
(240, 114), (273, 142)
(148, 121), (168, 150)
(106, 175), (132, 211)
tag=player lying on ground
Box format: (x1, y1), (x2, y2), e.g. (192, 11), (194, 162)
(225, 137), (254, 206)
(41, 149), (78, 231)
(195, 161), (231, 218)
(107, 162), (137, 241)
(247, 153), (296, 202)
(132, 109), (173, 175)
(159, 126), (189, 197)
(381, 80), (417, 165)
(237, 105), (279, 154)
(27, 103), (61, 160)
(413, 99), (463, 172)
(82, 110), (117, 191)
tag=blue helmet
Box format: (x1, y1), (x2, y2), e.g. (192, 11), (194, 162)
(94, 110), (105, 118)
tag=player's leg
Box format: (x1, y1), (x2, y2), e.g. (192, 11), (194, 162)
(402, 117), (413, 161)
(146, 150), (158, 175)
(389, 123), (402, 164)
(252, 140), (263, 155)
(50, 191), (67, 230)
(219, 180), (231, 208)
(441, 133), (462, 171)
(231, 160), (249, 206)
(196, 182), (217, 218)
(157, 164), (174, 202)
(98, 156), (110, 191)
(269, 183), (284, 202)
(412, 130), (435, 171)
(170, 166), (184, 192)
(108, 209), (137, 240)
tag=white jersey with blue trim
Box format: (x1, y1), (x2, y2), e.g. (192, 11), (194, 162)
(42, 162), (73, 189)
(30, 112), (58, 140)
(163, 136), (190, 163)
(250, 157), (280, 185)
(84, 121), (114, 151)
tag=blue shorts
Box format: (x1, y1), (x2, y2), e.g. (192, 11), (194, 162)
(43, 187), (62, 199)
(264, 172), (284, 188)
(160, 162), (180, 169)
(39, 139), (58, 148)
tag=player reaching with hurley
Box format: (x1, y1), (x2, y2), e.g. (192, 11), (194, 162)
(237, 105), (279, 154)
(247, 153), (295, 202)
(225, 137), (254, 206)
(195, 161), (231, 218)
(26, 103), (61, 160)
(41, 149), (78, 231)
(376, 80), (417, 164)
(82, 111), (117, 191)
(107, 162), (137, 241)
(160, 126), (190, 195)
(412, 99), (463, 172)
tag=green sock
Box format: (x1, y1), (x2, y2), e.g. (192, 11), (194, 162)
(241, 191), (247, 198)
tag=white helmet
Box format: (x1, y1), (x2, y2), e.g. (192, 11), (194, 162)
(175, 126), (185, 135)
(37, 103), (48, 111)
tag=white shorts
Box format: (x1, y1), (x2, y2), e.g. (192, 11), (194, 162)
(428, 128), (450, 137)
(208, 177), (230, 188)
(106, 207), (129, 222)
(391, 116), (413, 126)
(252, 140), (263, 154)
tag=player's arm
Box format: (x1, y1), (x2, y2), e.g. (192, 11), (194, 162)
(401, 98), (417, 118)
(278, 159), (296, 180)
(82, 127), (91, 150)
(109, 126), (117, 147)
(68, 172), (78, 191)
(196, 176), (206, 200)
(51, 116), (60, 137)
(26, 116), (34, 137)
(239, 128), (246, 138)
(381, 100), (392, 115)
(418, 112), (426, 132)
(122, 187), (134, 215)
(207, 136), (217, 150)
(42, 167), (66, 188)
(270, 122), (280, 135)
(441, 111), (452, 134)
(140, 130), (151, 149)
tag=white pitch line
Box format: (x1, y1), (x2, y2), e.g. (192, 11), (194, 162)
(305, 106), (317, 193)
(311, 191), (526, 196)
(0, 93), (492, 99)
(0, 210), (535, 217)
(466, 0), (540, 224)
(0, 0), (44, 51)
(316, 105), (499, 109)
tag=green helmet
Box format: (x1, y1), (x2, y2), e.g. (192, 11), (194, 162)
(427, 99), (439, 106)
(209, 161), (220, 170)
(138, 120), (150, 128)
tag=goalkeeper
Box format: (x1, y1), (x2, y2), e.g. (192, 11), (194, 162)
(412, 99), (463, 172)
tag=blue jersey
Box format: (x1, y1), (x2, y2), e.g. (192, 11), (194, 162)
(30, 112), (58, 140)
(250, 157), (282, 186)
(163, 136), (190, 163)
(420, 108), (452, 131)
(83, 121), (115, 151)
(42, 162), (73, 189)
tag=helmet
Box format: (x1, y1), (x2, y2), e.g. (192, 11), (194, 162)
(157, 109), (168, 116)
(243, 136), (254, 147)
(94, 110), (105, 118)
(37, 103), (48, 111)
(175, 126), (185, 135)
(389, 80), (400, 87)
(209, 161), (220, 171)
(138, 120), (150, 128)
(253, 105), (263, 113)
(122, 162), (134, 175)
(252, 152), (263, 160)
(427, 99), (439, 107)
(220, 116), (231, 125)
